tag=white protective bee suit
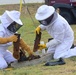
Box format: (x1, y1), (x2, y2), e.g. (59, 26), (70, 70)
(35, 5), (76, 59)
(0, 10), (23, 69)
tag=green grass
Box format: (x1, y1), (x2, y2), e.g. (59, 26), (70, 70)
(0, 4), (76, 75)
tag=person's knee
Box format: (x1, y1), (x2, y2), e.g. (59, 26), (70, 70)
(0, 63), (8, 69)
(54, 54), (59, 59)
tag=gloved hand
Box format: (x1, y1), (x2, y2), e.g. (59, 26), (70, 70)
(38, 44), (46, 50)
(35, 26), (41, 34)
(0, 35), (18, 44)
(7, 35), (18, 42)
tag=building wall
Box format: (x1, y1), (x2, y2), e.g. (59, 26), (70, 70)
(0, 0), (45, 5)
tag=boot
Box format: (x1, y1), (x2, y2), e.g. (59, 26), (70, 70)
(45, 58), (65, 66)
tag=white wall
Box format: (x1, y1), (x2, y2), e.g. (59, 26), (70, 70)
(0, 0), (45, 5)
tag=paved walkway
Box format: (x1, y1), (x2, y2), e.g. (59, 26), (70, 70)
(0, 0), (44, 5)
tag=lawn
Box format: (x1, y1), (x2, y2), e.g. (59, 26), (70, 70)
(0, 3), (76, 75)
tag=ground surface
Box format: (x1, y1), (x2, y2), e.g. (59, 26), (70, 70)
(0, 4), (76, 75)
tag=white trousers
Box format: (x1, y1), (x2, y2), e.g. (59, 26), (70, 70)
(47, 39), (76, 59)
(0, 50), (16, 69)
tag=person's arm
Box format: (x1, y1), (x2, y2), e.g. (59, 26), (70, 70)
(0, 35), (18, 44)
(38, 24), (65, 50)
(46, 39), (60, 48)
(0, 31), (18, 44)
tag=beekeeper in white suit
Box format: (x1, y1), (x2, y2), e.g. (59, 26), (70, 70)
(35, 5), (76, 66)
(0, 10), (23, 69)
(0, 10), (38, 69)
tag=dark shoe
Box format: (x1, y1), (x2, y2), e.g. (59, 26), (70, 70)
(57, 58), (66, 65)
(70, 44), (75, 49)
(45, 58), (65, 66)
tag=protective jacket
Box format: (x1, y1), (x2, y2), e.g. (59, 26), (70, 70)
(0, 11), (17, 69)
(39, 12), (75, 59)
